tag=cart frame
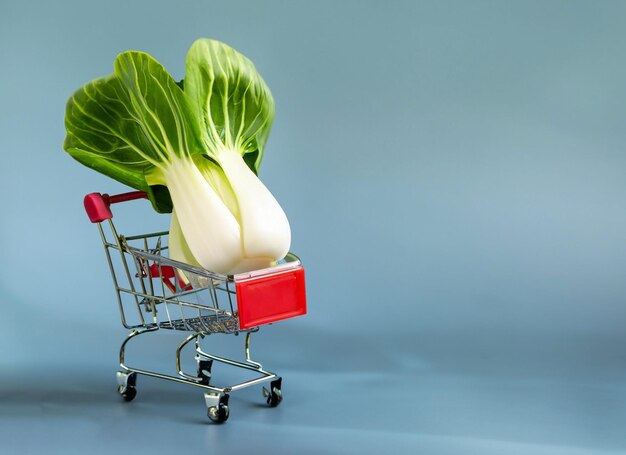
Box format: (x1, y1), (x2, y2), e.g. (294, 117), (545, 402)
(85, 191), (306, 422)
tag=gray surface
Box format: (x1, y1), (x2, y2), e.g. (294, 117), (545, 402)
(2, 0), (626, 453)
(1, 363), (625, 454)
(1, 324), (625, 454)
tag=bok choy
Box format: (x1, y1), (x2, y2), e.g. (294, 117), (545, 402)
(64, 39), (291, 275)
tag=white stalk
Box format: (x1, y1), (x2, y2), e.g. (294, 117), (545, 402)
(168, 208), (202, 269)
(162, 157), (243, 274)
(215, 149), (291, 261)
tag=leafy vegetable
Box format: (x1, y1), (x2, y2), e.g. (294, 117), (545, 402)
(64, 39), (291, 275)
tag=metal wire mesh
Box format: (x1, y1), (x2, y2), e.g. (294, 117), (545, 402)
(98, 220), (241, 333)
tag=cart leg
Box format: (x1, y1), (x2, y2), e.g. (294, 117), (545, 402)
(177, 332), (212, 383)
(205, 392), (230, 423)
(244, 330), (264, 369)
(116, 371), (137, 402)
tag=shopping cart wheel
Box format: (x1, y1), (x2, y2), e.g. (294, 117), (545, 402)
(197, 358), (213, 385)
(206, 393), (230, 424)
(118, 385), (137, 402)
(116, 371), (137, 402)
(263, 377), (283, 407)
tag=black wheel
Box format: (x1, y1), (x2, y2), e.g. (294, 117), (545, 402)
(116, 371), (137, 402)
(207, 394), (230, 423)
(207, 403), (229, 423)
(118, 384), (137, 402)
(264, 377), (283, 407)
(197, 358), (213, 385)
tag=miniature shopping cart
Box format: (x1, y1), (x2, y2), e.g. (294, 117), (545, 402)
(84, 191), (307, 423)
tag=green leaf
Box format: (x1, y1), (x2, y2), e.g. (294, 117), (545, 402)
(113, 51), (205, 162)
(63, 52), (204, 212)
(64, 75), (150, 188)
(63, 40), (276, 211)
(184, 39), (275, 173)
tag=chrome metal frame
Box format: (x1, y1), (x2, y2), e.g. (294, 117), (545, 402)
(95, 215), (296, 400)
(118, 328), (277, 395)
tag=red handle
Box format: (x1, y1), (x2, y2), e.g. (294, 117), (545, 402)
(84, 191), (147, 223)
(108, 191), (147, 204)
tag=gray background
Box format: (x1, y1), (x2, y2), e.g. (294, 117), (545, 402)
(1, 0), (626, 453)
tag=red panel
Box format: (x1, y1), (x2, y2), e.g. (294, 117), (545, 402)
(236, 266), (307, 330)
(148, 263), (193, 293)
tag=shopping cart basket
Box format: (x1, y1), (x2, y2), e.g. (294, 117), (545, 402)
(84, 191), (307, 423)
